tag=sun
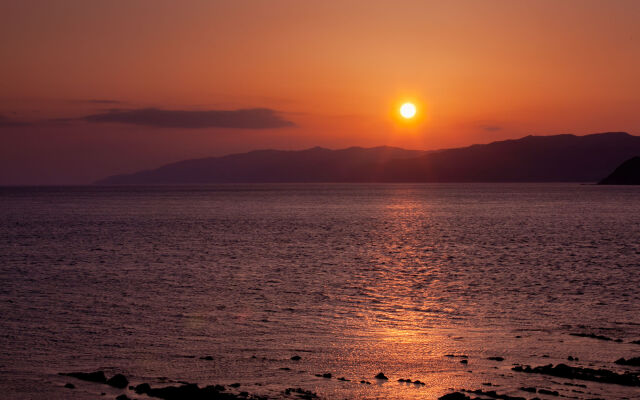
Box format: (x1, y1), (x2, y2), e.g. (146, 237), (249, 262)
(400, 102), (416, 119)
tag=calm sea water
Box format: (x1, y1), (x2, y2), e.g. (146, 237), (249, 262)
(1, 184), (639, 399)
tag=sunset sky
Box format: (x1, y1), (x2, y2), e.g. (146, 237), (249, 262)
(1, 0), (639, 184)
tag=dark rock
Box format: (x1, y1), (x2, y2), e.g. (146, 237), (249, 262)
(464, 389), (526, 400)
(487, 357), (504, 362)
(60, 371), (107, 384)
(413, 380), (425, 385)
(290, 355), (301, 361)
(374, 372), (388, 380)
(200, 356), (214, 360)
(631, 340), (640, 345)
(321, 373), (331, 378)
(64, 383), (75, 389)
(132, 383), (240, 400)
(520, 387), (536, 393)
(615, 357), (640, 366)
(115, 395), (132, 400)
(360, 380), (371, 384)
(512, 363), (640, 386)
(134, 383), (151, 394)
(460, 359), (468, 364)
(398, 378), (411, 383)
(280, 367), (291, 370)
(538, 389), (559, 396)
(598, 156), (640, 185)
(337, 377), (349, 381)
(106, 373), (129, 389)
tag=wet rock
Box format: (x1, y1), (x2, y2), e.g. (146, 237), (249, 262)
(464, 389), (526, 400)
(134, 383), (151, 394)
(60, 371), (107, 384)
(520, 387), (536, 393)
(290, 355), (301, 361)
(131, 383), (241, 400)
(512, 363), (640, 386)
(106, 373), (129, 389)
(487, 357), (504, 361)
(374, 372), (388, 380)
(615, 357), (640, 366)
(64, 383), (75, 389)
(538, 389), (559, 396)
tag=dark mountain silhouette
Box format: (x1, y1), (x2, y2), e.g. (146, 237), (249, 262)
(97, 132), (640, 184)
(598, 156), (640, 185)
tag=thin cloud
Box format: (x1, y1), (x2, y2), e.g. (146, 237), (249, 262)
(81, 108), (295, 129)
(479, 125), (502, 132)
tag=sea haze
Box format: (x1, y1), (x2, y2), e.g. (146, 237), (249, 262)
(1, 184), (639, 399)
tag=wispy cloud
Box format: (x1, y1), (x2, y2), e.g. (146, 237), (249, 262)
(479, 124), (502, 132)
(80, 108), (295, 129)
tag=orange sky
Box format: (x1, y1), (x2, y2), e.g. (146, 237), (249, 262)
(1, 0), (639, 184)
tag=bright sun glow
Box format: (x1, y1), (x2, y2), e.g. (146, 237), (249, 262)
(400, 102), (416, 119)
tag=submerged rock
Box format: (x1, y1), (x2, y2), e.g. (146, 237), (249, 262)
(439, 393), (469, 400)
(570, 333), (618, 341)
(512, 363), (640, 386)
(283, 387), (319, 399)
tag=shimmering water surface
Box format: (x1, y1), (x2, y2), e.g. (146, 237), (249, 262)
(1, 184), (639, 399)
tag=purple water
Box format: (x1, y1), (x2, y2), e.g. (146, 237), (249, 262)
(1, 184), (639, 399)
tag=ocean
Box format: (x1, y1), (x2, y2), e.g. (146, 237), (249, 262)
(1, 184), (639, 399)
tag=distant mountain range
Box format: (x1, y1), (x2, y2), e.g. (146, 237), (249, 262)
(97, 132), (640, 184)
